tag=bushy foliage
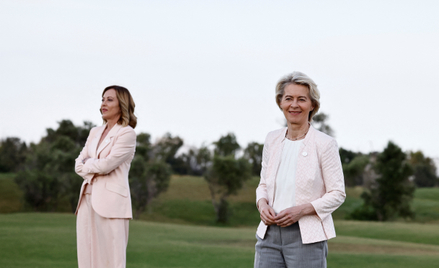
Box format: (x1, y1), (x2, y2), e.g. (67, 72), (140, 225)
(152, 133), (185, 174)
(244, 142), (263, 176)
(15, 120), (94, 211)
(213, 133), (240, 157)
(0, 137), (28, 172)
(409, 151), (438, 187)
(129, 132), (173, 219)
(343, 154), (370, 187)
(130, 157), (172, 219)
(313, 113), (334, 136)
(350, 141), (415, 221)
(339, 147), (358, 164)
(205, 133), (252, 223)
(178, 145), (212, 176)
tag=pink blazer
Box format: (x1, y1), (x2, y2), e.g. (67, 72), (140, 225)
(256, 126), (346, 244)
(74, 123), (136, 219)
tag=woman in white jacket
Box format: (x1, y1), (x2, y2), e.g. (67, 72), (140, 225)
(254, 72), (346, 268)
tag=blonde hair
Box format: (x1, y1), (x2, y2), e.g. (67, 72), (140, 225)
(275, 71), (320, 122)
(102, 85), (137, 129)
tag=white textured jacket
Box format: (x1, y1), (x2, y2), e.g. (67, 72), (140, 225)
(256, 126), (346, 244)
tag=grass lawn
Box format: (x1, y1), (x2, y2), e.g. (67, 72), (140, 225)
(138, 175), (262, 227)
(412, 188), (439, 223)
(2, 173), (439, 267)
(1, 213), (439, 268)
(2, 173), (439, 225)
(139, 176), (439, 225)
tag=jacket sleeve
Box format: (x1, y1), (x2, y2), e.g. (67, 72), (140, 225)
(75, 128), (95, 183)
(82, 127), (136, 175)
(310, 139), (346, 221)
(256, 134), (270, 206)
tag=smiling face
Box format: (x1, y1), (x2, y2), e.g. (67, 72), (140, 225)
(280, 83), (314, 127)
(101, 89), (121, 123)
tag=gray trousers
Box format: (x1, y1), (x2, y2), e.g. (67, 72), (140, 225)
(254, 223), (328, 268)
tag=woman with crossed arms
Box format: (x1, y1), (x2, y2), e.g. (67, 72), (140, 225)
(255, 72), (346, 268)
(75, 86), (137, 268)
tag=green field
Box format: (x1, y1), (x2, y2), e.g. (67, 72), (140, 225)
(138, 176), (439, 225)
(0, 213), (438, 268)
(1, 173), (439, 267)
(2, 173), (439, 225)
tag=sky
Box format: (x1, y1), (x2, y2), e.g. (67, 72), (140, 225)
(1, 0), (439, 159)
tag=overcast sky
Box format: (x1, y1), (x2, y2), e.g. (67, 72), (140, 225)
(1, 0), (438, 159)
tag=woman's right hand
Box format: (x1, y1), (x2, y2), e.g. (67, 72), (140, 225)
(258, 199), (276, 225)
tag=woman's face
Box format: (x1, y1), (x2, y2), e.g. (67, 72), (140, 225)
(101, 89), (121, 122)
(280, 83), (314, 127)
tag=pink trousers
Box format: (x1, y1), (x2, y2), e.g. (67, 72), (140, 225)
(76, 190), (129, 268)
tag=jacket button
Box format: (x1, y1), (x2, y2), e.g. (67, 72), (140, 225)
(302, 152), (308, 156)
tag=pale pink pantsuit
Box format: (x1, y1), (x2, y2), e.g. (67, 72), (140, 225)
(77, 185), (129, 268)
(75, 124), (136, 268)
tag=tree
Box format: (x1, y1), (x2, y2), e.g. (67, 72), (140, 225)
(130, 158), (172, 219)
(339, 147), (358, 164)
(152, 133), (185, 174)
(205, 156), (251, 223)
(408, 151), (438, 187)
(129, 132), (172, 219)
(177, 145), (212, 176)
(213, 133), (240, 157)
(15, 141), (62, 211)
(0, 137), (28, 172)
(244, 142), (264, 176)
(350, 141), (415, 221)
(338, 148), (371, 187)
(14, 120), (94, 212)
(44, 120), (93, 147)
(342, 154), (369, 187)
(196, 145), (212, 174)
(135, 133), (152, 162)
(312, 113), (334, 136)
(205, 133), (251, 223)
(177, 148), (197, 175)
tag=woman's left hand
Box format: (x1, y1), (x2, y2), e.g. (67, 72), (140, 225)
(274, 203), (316, 227)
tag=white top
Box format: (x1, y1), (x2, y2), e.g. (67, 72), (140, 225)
(272, 139), (303, 214)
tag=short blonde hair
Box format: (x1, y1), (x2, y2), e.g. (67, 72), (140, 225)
(275, 71), (320, 122)
(102, 86), (137, 129)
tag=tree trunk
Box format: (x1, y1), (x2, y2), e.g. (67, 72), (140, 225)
(207, 182), (219, 215)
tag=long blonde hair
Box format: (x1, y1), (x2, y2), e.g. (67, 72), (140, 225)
(102, 85), (137, 128)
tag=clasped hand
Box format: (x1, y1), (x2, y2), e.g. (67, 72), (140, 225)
(258, 200), (314, 227)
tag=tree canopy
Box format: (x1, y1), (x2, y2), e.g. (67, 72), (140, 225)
(350, 141), (415, 221)
(205, 133), (251, 223)
(409, 151), (438, 187)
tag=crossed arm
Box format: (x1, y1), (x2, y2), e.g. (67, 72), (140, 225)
(74, 127), (136, 183)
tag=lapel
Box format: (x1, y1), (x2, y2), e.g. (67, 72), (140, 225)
(267, 128), (286, 204)
(89, 125), (106, 158)
(270, 127), (287, 180)
(96, 123), (122, 157)
(299, 124), (315, 155)
(267, 125), (316, 204)
(270, 125), (315, 186)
